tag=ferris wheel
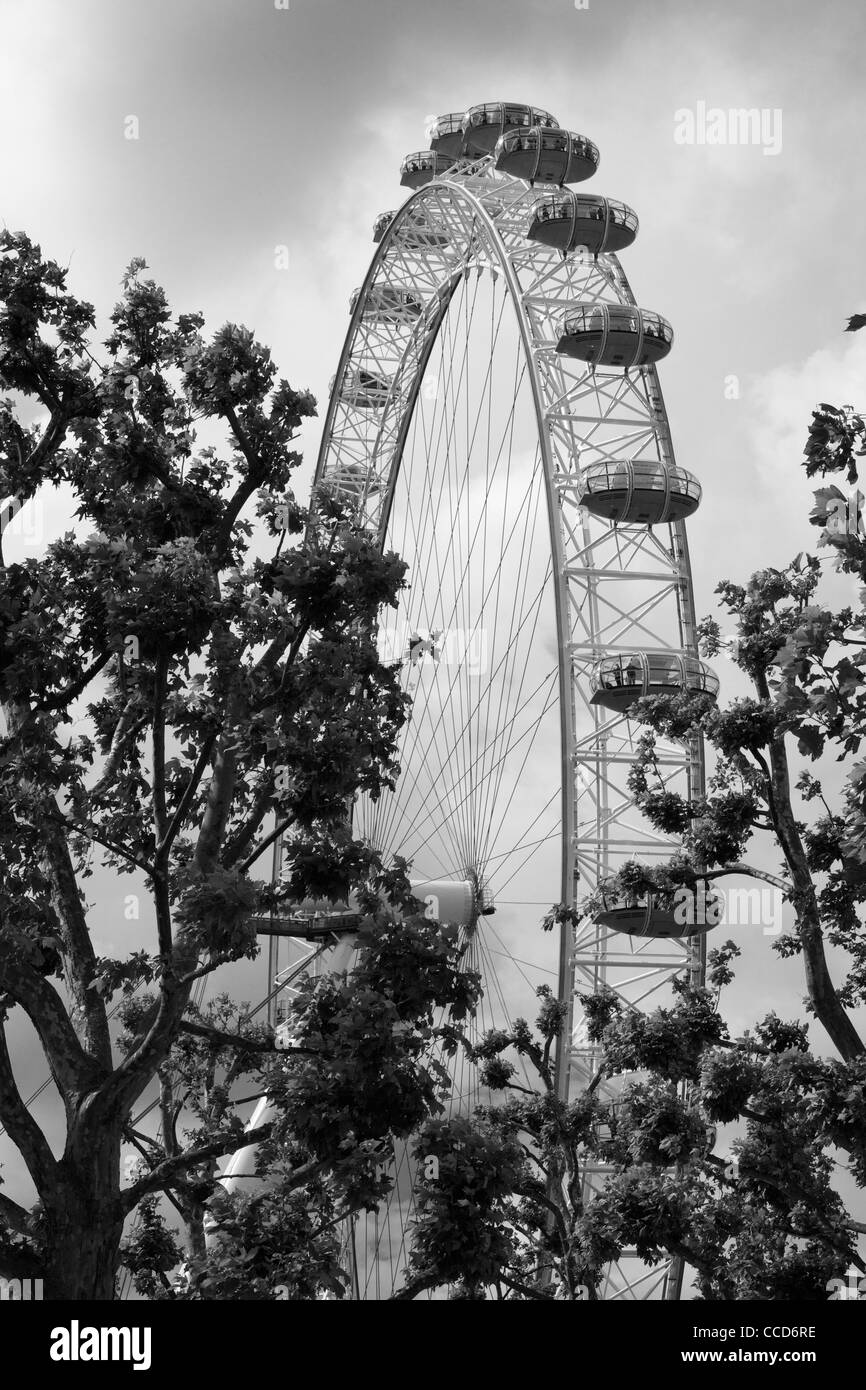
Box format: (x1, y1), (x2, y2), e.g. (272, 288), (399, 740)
(285, 100), (718, 1300)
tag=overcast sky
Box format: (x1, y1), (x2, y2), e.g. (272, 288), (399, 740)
(4, 0), (865, 630)
(2, 0), (866, 1226)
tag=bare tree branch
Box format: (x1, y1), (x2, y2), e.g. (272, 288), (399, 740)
(120, 1121), (275, 1213)
(157, 730), (218, 861)
(238, 814), (295, 876)
(704, 863), (793, 894)
(222, 781), (275, 869)
(42, 807), (157, 878)
(35, 650), (112, 713)
(91, 696), (149, 799)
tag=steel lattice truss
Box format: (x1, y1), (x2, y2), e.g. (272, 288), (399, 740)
(310, 153), (706, 1300)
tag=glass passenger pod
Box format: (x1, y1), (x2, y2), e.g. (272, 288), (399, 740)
(579, 460), (702, 525)
(594, 884), (723, 939)
(400, 151), (457, 189)
(331, 367), (392, 410)
(349, 285), (424, 323)
(373, 208), (451, 250)
(373, 210), (396, 243)
(316, 462), (382, 505)
(461, 102), (559, 155)
(494, 127), (599, 186)
(428, 111), (467, 157)
(557, 304), (673, 369)
(590, 652), (719, 713)
(528, 193), (638, 256)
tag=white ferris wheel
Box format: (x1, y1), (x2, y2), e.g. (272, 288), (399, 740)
(268, 99), (719, 1300)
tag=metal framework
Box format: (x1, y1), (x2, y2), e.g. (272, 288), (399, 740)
(303, 131), (707, 1300)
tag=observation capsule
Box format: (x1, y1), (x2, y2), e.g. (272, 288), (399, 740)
(428, 111), (466, 156)
(350, 284), (424, 323)
(373, 208), (451, 250)
(527, 192), (638, 256)
(461, 101), (559, 155)
(400, 151), (456, 189)
(495, 127), (599, 185)
(316, 463), (382, 505)
(331, 368), (392, 410)
(594, 885), (723, 939)
(373, 210), (396, 243)
(590, 652), (719, 713)
(557, 304), (673, 369)
(577, 460), (702, 525)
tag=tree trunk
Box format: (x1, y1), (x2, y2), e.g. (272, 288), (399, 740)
(42, 1129), (124, 1300)
(43, 1206), (123, 1300)
(768, 734), (865, 1060)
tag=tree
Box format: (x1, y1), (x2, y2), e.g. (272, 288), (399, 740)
(397, 987), (610, 1301)
(386, 316), (866, 1299)
(118, 897), (478, 1300)
(390, 958), (864, 1299)
(0, 231), (471, 1298)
